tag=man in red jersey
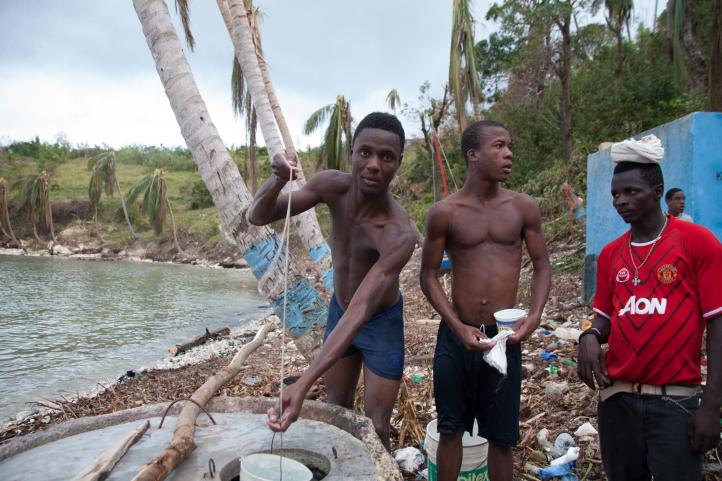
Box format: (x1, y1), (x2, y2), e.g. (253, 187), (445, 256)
(578, 135), (722, 481)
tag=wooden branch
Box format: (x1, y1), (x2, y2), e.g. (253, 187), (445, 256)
(71, 420), (150, 481)
(406, 354), (434, 366)
(132, 321), (274, 481)
(168, 326), (230, 356)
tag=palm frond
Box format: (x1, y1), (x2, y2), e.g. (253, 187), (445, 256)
(126, 173), (153, 205)
(231, 56), (248, 118)
(89, 164), (103, 213)
(174, 0), (195, 51)
(129, 170), (169, 235)
(321, 107), (342, 171)
(386, 88), (401, 113)
(303, 104), (333, 134)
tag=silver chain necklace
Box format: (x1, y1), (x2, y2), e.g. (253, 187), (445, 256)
(628, 216), (669, 286)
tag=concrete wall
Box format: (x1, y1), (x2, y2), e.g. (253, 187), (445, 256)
(583, 112), (722, 300)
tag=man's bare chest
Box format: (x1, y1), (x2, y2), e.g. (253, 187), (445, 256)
(448, 206), (523, 249)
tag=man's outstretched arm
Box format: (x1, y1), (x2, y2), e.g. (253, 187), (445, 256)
(267, 222), (416, 431)
(249, 153), (333, 225)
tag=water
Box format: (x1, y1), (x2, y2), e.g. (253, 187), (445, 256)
(0, 254), (269, 422)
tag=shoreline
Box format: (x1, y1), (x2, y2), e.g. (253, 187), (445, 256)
(1, 313), (275, 429)
(0, 243), (249, 270)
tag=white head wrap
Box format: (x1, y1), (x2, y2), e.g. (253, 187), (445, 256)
(610, 134), (664, 165)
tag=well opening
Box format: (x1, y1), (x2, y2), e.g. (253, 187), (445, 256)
(220, 448), (330, 481)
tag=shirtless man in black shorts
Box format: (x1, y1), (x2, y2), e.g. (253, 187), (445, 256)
(249, 112), (416, 449)
(420, 120), (551, 481)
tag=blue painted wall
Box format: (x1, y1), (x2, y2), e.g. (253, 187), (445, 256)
(586, 112), (722, 256)
(584, 112), (722, 299)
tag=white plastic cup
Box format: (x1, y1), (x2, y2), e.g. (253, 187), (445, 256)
(493, 308), (526, 331)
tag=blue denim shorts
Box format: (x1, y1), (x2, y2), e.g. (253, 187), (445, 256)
(322, 294), (405, 380)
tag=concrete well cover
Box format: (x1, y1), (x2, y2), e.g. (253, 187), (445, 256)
(0, 397), (402, 481)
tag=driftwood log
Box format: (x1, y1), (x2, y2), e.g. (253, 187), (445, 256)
(132, 321), (274, 481)
(168, 326), (230, 356)
(71, 420), (150, 481)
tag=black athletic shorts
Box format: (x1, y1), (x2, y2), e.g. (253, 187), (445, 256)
(433, 320), (522, 447)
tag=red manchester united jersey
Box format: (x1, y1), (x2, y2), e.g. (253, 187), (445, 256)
(593, 216), (722, 385)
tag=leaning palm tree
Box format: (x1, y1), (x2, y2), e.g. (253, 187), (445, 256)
(12, 171), (55, 243)
(126, 169), (182, 253)
(0, 178), (21, 247)
(303, 95), (353, 171)
(449, 0), (482, 130)
(219, 0), (334, 291)
(386, 88), (401, 114)
(132, 3), (329, 477)
(87, 151), (137, 238)
(592, 0), (633, 97)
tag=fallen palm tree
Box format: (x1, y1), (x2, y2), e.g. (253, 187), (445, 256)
(132, 320), (274, 481)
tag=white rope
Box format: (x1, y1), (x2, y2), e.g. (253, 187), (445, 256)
(272, 165), (294, 481)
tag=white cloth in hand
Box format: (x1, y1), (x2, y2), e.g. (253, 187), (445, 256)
(480, 329), (514, 375)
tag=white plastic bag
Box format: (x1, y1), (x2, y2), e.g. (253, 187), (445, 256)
(480, 329), (514, 375)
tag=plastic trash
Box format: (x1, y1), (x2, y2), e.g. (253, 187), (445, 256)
(416, 467), (429, 479)
(537, 462), (579, 481)
(411, 373), (424, 383)
(554, 327), (583, 341)
(546, 340), (567, 351)
(551, 447), (580, 466)
(545, 381), (568, 399)
(480, 329), (514, 375)
(540, 352), (559, 362)
(561, 358), (578, 368)
(554, 433), (576, 453)
(574, 422), (598, 437)
(394, 446), (425, 473)
(537, 428), (554, 452)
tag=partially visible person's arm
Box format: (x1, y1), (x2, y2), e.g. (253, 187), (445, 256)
(687, 226), (722, 452)
(690, 315), (722, 452)
(577, 315), (612, 390)
(420, 202), (493, 351)
(268, 220), (416, 431)
(249, 153), (337, 225)
(578, 244), (614, 390)
(509, 196), (551, 343)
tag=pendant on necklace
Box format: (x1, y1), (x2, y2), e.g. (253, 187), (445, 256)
(632, 276), (641, 286)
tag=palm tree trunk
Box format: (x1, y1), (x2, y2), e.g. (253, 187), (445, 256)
(165, 197), (183, 254)
(48, 211), (56, 241)
(32, 219), (41, 243)
(248, 108), (258, 192)
(1, 194), (21, 249)
(558, 15), (573, 164)
(222, 0), (334, 292)
(115, 177), (137, 239)
(614, 27), (624, 98)
(133, 0), (327, 363)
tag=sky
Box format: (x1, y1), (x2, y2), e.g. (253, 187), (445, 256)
(0, 0), (660, 149)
